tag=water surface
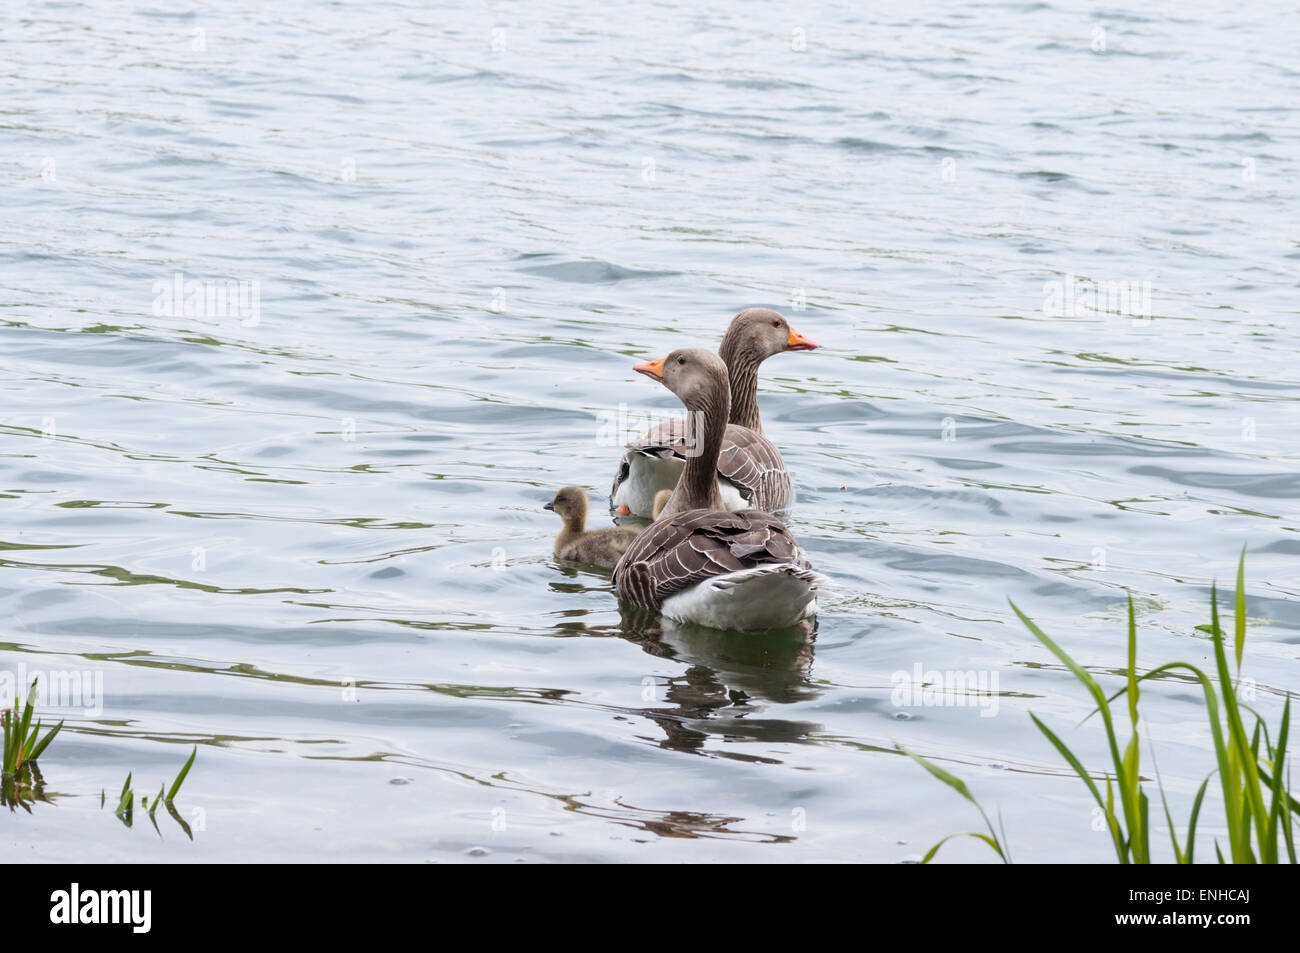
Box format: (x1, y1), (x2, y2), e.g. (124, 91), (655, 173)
(2, 0), (1298, 861)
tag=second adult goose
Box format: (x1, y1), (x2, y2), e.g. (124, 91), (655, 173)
(610, 308), (816, 517)
(612, 349), (826, 631)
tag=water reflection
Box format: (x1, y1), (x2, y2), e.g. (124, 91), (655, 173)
(6, 0), (1297, 862)
(612, 603), (823, 755)
(544, 562), (828, 755)
(0, 762), (53, 813)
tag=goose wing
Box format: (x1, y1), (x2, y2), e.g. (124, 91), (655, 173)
(714, 424), (793, 511)
(610, 419), (792, 510)
(612, 508), (811, 611)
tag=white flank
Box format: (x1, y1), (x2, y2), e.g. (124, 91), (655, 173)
(716, 479), (748, 511)
(612, 453), (683, 516)
(659, 564), (827, 631)
(613, 453), (749, 516)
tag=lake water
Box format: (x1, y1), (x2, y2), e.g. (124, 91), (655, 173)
(2, 0), (1297, 862)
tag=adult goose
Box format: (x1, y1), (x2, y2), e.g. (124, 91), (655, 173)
(610, 308), (816, 518)
(612, 349), (826, 631)
(545, 486), (641, 568)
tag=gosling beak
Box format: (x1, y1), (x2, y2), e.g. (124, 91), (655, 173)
(543, 501), (555, 511)
(633, 356), (666, 381)
(786, 325), (818, 351)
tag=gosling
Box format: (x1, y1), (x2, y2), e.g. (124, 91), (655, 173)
(545, 486), (642, 568)
(652, 489), (672, 520)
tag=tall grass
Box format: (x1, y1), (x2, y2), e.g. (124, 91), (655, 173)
(114, 746), (197, 837)
(910, 550), (1297, 863)
(2, 679), (64, 775)
(0, 679), (64, 810)
(2, 680), (198, 832)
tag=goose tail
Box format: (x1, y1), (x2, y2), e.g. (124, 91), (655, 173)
(660, 563), (828, 631)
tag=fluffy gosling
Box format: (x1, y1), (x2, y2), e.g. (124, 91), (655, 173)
(545, 486), (642, 568)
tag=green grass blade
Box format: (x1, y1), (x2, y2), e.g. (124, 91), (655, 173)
(1013, 601), (1131, 831)
(1124, 595), (1146, 862)
(1150, 741), (1187, 863)
(22, 719), (39, 758)
(115, 773), (133, 824)
(164, 798), (194, 841)
(1126, 595), (1140, 726)
(996, 805), (1014, 865)
(166, 745), (197, 802)
(1029, 714), (1104, 808)
(1211, 577), (1269, 860)
(1185, 774), (1211, 864)
(901, 746), (1008, 862)
(1234, 546), (1246, 669)
(1286, 759), (1297, 865)
(27, 721), (62, 762)
(1031, 713), (1126, 861)
(901, 747), (975, 805)
(1137, 789), (1150, 864)
(17, 680), (36, 756)
(921, 832), (1005, 863)
(1122, 731), (1143, 860)
(1104, 776), (1129, 864)
(2, 711), (13, 775)
(1012, 602), (1111, 720)
(1266, 696), (1290, 862)
(1207, 586), (1246, 861)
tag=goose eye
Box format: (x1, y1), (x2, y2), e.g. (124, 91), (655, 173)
(772, 320), (781, 328)
(677, 356), (686, 364)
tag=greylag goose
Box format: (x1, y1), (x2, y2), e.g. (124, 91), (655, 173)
(610, 308), (817, 517)
(612, 349), (826, 630)
(545, 486), (641, 568)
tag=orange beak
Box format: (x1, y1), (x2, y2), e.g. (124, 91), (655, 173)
(786, 325), (818, 351)
(633, 356), (666, 381)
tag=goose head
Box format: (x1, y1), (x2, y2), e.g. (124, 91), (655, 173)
(634, 348), (730, 413)
(721, 308), (818, 362)
(544, 486), (588, 529)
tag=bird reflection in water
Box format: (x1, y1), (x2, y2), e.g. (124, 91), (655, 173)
(614, 604), (823, 755)
(546, 567), (824, 755)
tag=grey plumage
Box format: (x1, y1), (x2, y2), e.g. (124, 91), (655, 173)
(611, 348), (824, 627)
(609, 308), (814, 515)
(611, 420), (793, 512)
(613, 506), (817, 611)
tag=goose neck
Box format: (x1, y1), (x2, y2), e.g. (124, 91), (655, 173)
(718, 336), (763, 432)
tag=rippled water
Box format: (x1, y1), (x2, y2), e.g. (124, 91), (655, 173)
(2, 1), (1297, 861)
